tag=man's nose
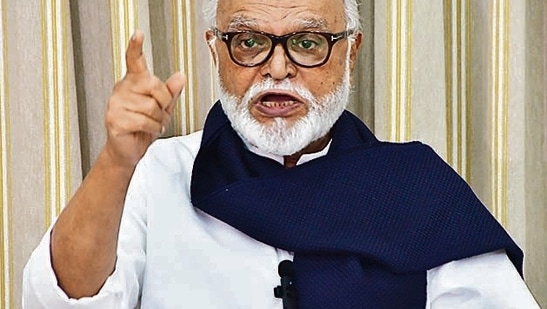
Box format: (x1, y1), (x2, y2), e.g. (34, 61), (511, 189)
(260, 44), (297, 80)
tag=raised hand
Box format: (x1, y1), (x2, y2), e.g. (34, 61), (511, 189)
(104, 29), (186, 168)
(50, 31), (187, 298)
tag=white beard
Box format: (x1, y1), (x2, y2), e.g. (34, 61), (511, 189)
(217, 51), (352, 156)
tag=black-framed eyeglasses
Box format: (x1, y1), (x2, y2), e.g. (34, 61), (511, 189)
(212, 28), (353, 68)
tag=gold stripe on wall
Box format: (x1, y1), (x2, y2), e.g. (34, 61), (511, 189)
(387, 0), (393, 139)
(489, 0), (498, 220)
(502, 0), (509, 225)
(405, 0), (413, 139)
(41, 0), (72, 225)
(465, 0), (472, 181)
(180, 0), (194, 134)
(181, 0), (193, 134)
(187, 0), (199, 132)
(0, 0), (13, 306)
(172, 0), (199, 135)
(52, 0), (61, 222)
(386, 0), (412, 142)
(455, 0), (463, 173)
(457, 0), (464, 176)
(61, 0), (72, 214)
(172, 0), (183, 135)
(395, 0), (401, 140)
(40, 0), (53, 230)
(109, 0), (121, 79)
(109, 0), (137, 80)
(489, 0), (509, 226)
(444, 0), (454, 165)
(444, 0), (470, 180)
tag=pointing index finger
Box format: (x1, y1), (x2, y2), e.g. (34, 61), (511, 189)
(125, 30), (149, 75)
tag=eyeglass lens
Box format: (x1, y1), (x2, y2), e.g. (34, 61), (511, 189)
(230, 32), (330, 67)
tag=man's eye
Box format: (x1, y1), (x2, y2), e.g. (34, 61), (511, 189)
(243, 39), (257, 48)
(291, 36), (322, 50)
(299, 40), (316, 49)
(235, 35), (266, 49)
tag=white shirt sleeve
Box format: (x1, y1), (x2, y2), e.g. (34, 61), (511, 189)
(426, 250), (540, 309)
(22, 159), (149, 309)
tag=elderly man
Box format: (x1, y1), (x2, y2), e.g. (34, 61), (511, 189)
(23, 0), (539, 308)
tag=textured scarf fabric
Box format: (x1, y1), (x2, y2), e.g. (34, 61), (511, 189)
(191, 102), (523, 308)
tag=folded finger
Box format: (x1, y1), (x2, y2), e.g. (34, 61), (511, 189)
(114, 110), (164, 136)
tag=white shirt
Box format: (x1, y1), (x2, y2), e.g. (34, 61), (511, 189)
(23, 131), (540, 308)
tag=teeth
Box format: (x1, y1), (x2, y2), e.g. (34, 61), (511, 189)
(261, 101), (295, 108)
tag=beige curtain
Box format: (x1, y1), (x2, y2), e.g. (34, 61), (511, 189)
(0, 1), (545, 308)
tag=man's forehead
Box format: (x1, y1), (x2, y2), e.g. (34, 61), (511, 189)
(225, 15), (330, 31)
(216, 0), (345, 31)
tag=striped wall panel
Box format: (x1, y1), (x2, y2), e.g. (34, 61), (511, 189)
(386, 0), (413, 142)
(0, 0), (12, 306)
(444, 0), (471, 181)
(40, 0), (73, 229)
(489, 0), (510, 226)
(171, 0), (199, 135)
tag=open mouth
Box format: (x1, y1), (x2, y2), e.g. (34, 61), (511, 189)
(254, 92), (304, 117)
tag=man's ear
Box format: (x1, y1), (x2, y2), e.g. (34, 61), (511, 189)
(205, 30), (218, 66)
(349, 32), (363, 73)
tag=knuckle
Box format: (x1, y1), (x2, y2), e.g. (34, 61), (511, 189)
(137, 119), (152, 132)
(135, 117), (149, 132)
(112, 78), (134, 96)
(104, 107), (117, 123)
(105, 113), (121, 130)
(146, 98), (164, 119)
(150, 78), (170, 97)
(106, 96), (124, 114)
(128, 74), (153, 93)
(139, 98), (157, 115)
(148, 74), (162, 86)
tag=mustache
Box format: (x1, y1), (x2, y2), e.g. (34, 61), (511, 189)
(243, 78), (317, 105)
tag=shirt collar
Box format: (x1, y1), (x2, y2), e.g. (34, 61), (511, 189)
(245, 140), (332, 166)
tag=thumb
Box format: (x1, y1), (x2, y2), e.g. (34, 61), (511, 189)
(165, 72), (186, 114)
(166, 72), (186, 97)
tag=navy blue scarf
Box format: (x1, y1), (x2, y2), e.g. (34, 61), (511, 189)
(191, 102), (523, 308)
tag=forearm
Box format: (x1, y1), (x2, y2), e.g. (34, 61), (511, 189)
(46, 30), (184, 301)
(50, 149), (136, 299)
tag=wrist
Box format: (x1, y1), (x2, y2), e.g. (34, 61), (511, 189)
(98, 146), (138, 176)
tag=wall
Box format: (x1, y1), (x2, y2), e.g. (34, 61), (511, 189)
(0, 0), (545, 307)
